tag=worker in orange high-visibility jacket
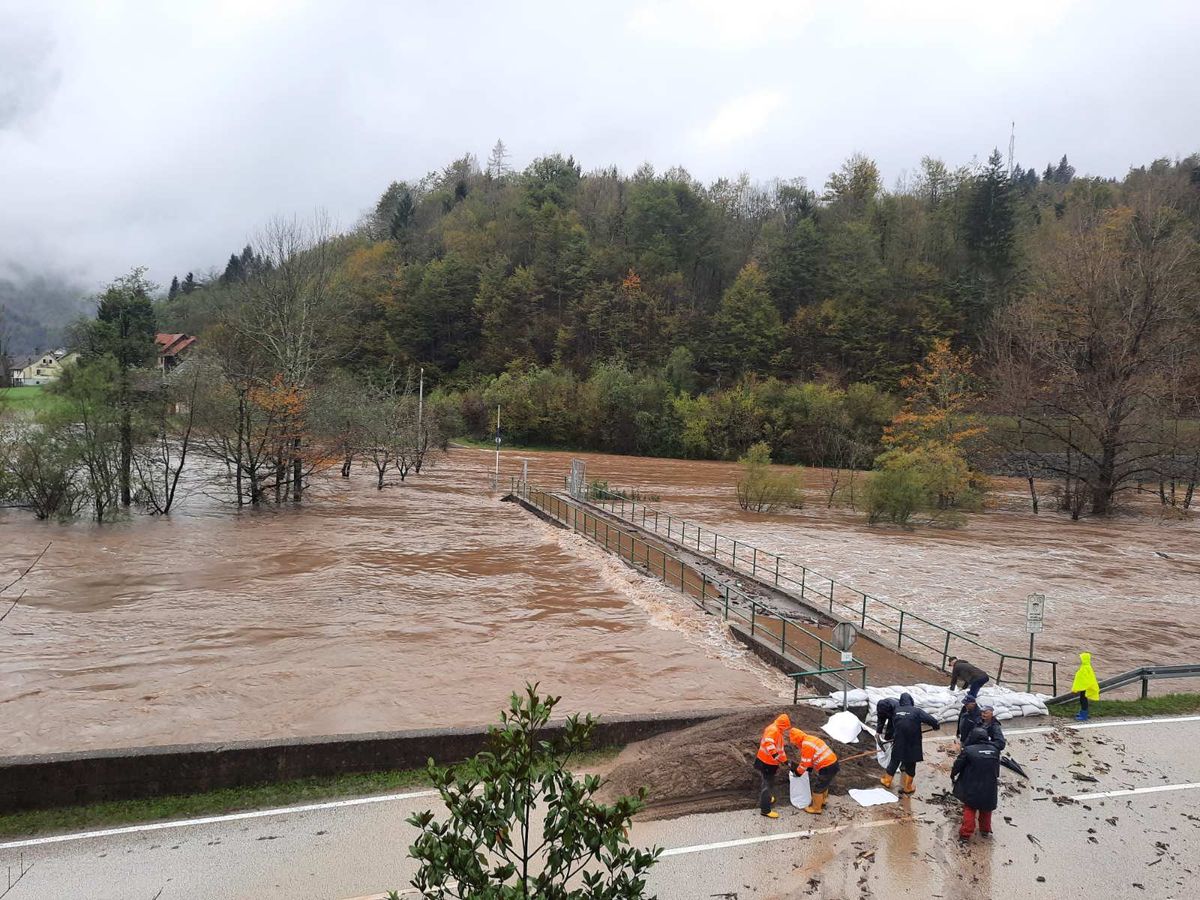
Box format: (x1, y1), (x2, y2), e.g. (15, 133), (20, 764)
(754, 713), (791, 818)
(789, 728), (840, 814)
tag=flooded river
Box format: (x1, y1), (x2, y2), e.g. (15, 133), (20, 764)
(552, 450), (1200, 680)
(2, 446), (1196, 756)
(0, 449), (790, 756)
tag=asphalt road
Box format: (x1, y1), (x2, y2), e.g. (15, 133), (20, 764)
(3, 715), (1199, 900)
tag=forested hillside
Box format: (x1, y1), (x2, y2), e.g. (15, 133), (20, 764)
(5, 146), (1196, 524)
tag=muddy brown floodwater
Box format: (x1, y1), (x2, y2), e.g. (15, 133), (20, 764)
(3, 445), (1196, 756)
(536, 449), (1200, 683)
(0, 449), (793, 756)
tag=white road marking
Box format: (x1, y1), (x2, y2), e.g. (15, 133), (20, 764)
(658, 817), (908, 857)
(0, 789), (440, 851)
(1069, 781), (1200, 802)
(4, 714), (1196, 854)
(1071, 714), (1200, 730)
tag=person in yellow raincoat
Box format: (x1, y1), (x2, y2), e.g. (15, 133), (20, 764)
(1072, 653), (1100, 720)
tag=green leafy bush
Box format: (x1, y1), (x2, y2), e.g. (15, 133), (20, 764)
(735, 442), (803, 512)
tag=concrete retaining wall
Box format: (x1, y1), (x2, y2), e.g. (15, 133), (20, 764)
(0, 710), (733, 814)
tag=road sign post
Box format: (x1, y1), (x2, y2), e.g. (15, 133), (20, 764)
(831, 622), (859, 710)
(1025, 593), (1046, 690)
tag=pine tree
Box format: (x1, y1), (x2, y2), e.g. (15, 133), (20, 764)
(221, 254), (242, 285)
(182, 272), (196, 294)
(966, 150), (1017, 283)
(167, 276), (180, 300)
(1054, 154), (1075, 184)
(711, 263), (784, 378)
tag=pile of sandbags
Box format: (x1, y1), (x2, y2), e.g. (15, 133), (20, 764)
(808, 683), (1049, 725)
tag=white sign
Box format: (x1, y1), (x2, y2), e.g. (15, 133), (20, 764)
(1025, 593), (1046, 633)
(840, 650), (854, 664)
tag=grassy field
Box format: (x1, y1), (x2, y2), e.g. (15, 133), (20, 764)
(1048, 692), (1200, 720)
(0, 384), (63, 415)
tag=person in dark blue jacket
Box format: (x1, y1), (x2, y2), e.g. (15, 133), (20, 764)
(880, 693), (940, 794)
(876, 697), (898, 741)
(952, 727), (1001, 840)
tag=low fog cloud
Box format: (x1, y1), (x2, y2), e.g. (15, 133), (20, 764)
(1, 0), (1197, 290)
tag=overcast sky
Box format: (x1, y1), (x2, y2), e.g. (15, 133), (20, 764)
(2, 0), (1198, 292)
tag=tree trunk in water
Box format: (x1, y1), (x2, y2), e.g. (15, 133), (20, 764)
(1026, 474), (1038, 514)
(235, 391), (246, 508)
(341, 455), (352, 478)
(292, 437), (302, 502)
(119, 367), (132, 506)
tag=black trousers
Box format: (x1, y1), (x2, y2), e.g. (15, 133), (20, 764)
(1078, 691), (1090, 712)
(887, 757), (916, 777)
(754, 758), (779, 813)
(811, 761), (840, 793)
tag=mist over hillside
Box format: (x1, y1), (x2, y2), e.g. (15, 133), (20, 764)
(0, 265), (90, 354)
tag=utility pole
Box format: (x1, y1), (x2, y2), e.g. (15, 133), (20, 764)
(417, 367), (424, 448)
(494, 404), (501, 479)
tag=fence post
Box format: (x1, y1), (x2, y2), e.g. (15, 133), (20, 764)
(942, 633), (951, 670)
(861, 593), (867, 628)
(724, 585), (730, 619)
(667, 515), (672, 539)
(774, 557), (780, 586)
(800, 568), (806, 600)
(712, 533), (718, 557)
(828, 581), (834, 613)
(897, 610), (904, 648)
(655, 511), (659, 531)
(701, 577), (707, 606)
(1052, 662), (1058, 696)
(752, 548), (758, 576)
(781, 619), (787, 654)
(732, 541), (738, 568)
(1141, 676), (1149, 699)
(751, 603), (756, 636)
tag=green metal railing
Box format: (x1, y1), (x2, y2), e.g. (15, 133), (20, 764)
(511, 479), (868, 696)
(581, 483), (1059, 695)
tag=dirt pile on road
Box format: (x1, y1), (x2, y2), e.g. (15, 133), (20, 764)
(597, 706), (885, 820)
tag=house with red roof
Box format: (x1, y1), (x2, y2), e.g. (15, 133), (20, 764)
(155, 333), (197, 373)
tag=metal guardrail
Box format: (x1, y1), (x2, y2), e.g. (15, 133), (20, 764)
(511, 479), (868, 698)
(583, 483), (1059, 695)
(1047, 664), (1200, 705)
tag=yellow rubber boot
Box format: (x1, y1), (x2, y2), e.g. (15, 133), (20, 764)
(761, 809), (780, 819)
(900, 775), (915, 794)
(880, 774), (893, 789)
(804, 791), (827, 814)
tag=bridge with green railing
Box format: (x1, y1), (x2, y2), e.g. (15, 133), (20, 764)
(579, 481), (1060, 695)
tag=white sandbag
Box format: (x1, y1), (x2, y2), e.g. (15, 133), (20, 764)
(823, 711), (865, 744)
(789, 770), (812, 808)
(876, 739), (892, 770)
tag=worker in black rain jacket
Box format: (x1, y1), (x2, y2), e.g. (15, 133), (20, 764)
(876, 697), (898, 741)
(951, 727), (1002, 841)
(957, 699), (1007, 750)
(880, 692), (940, 794)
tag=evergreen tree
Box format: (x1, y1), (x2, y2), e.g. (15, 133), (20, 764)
(181, 272), (196, 294)
(710, 263), (784, 378)
(167, 275), (179, 300)
(1054, 154), (1075, 183)
(82, 268), (158, 508)
(221, 254), (243, 285)
(962, 150), (1018, 336)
